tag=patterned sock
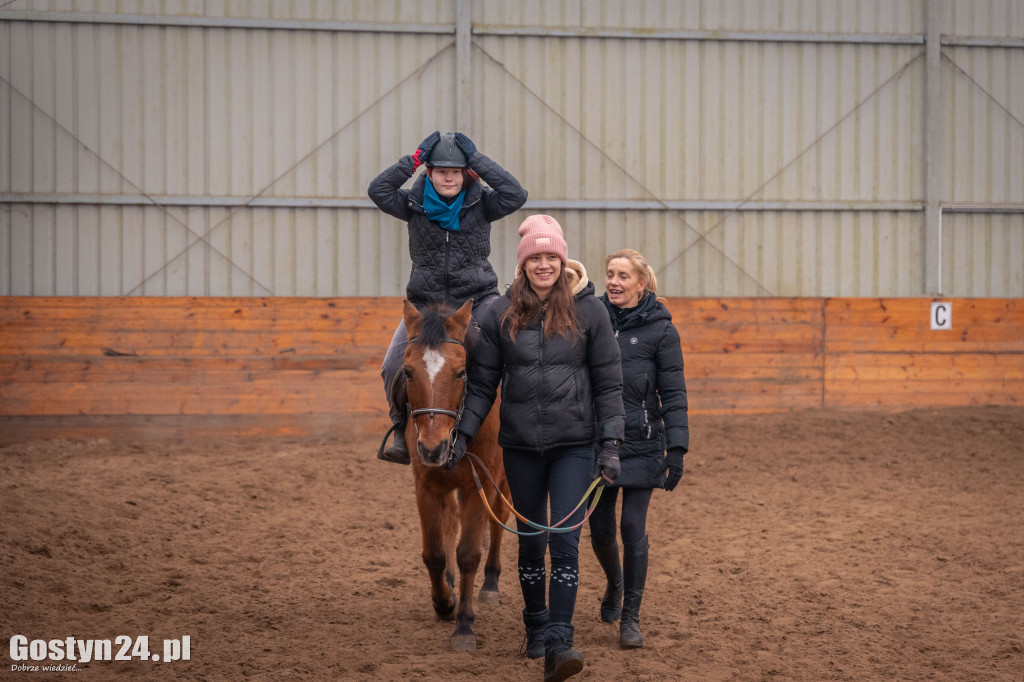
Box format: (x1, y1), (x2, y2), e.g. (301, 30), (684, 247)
(548, 560), (580, 624)
(518, 561), (547, 614)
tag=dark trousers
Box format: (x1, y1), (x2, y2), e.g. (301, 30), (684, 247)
(380, 319), (410, 423)
(503, 445), (594, 624)
(588, 485), (653, 546)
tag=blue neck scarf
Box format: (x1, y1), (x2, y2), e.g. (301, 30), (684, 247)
(423, 178), (465, 232)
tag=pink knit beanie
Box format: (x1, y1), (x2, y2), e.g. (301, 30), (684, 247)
(516, 214), (568, 268)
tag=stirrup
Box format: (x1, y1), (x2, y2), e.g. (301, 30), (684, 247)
(377, 422), (410, 465)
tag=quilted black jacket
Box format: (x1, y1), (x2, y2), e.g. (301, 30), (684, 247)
(600, 292), (689, 488)
(460, 262), (625, 453)
(367, 151), (527, 310)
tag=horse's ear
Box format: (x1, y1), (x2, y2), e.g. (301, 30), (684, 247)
(402, 299), (422, 337)
(448, 298), (473, 342)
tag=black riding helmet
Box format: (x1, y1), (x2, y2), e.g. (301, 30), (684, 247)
(426, 132), (468, 168)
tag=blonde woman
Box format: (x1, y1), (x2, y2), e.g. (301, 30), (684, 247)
(589, 249), (689, 649)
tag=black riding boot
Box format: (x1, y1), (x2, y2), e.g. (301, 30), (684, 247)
(590, 537), (623, 623)
(619, 535), (649, 649)
(521, 608), (548, 659)
(377, 373), (409, 465)
(544, 622), (584, 682)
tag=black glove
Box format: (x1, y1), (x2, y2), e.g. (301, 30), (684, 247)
(594, 440), (620, 483)
(453, 132), (477, 157)
(412, 131), (441, 170)
(443, 433), (469, 470)
(664, 447), (685, 492)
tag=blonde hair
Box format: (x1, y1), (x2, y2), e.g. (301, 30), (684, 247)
(606, 249), (659, 297)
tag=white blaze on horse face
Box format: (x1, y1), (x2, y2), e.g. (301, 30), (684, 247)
(422, 348), (446, 384)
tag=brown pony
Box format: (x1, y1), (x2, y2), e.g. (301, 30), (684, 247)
(400, 298), (510, 651)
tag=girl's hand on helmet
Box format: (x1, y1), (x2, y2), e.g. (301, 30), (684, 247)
(454, 132), (477, 157)
(413, 131), (441, 170)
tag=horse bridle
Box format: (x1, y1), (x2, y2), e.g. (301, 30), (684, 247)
(406, 335), (468, 455)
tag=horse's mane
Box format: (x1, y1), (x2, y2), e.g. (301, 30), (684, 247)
(410, 302), (476, 352)
(413, 303), (455, 349)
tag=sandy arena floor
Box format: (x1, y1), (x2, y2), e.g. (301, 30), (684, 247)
(2, 407), (1023, 681)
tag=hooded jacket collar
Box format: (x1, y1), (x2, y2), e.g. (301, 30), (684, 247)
(564, 259), (590, 296)
(599, 289), (670, 331)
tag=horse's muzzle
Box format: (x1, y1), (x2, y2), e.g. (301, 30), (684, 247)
(417, 438), (453, 467)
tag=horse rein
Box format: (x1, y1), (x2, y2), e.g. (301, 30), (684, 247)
(467, 452), (605, 537)
(404, 333), (606, 536)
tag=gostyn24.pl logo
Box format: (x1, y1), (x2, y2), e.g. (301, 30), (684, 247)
(9, 635), (190, 670)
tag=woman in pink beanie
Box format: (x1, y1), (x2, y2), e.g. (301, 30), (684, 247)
(445, 214), (626, 682)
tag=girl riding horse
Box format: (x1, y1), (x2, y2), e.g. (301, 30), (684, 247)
(368, 131), (527, 464)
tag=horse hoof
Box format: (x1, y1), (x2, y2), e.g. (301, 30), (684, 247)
(477, 588), (500, 605)
(434, 594), (456, 621)
(451, 634), (477, 652)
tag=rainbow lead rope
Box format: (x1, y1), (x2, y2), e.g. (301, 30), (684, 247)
(467, 452), (604, 537)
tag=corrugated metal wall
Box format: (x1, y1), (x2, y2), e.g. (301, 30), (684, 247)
(1, 0), (1021, 297)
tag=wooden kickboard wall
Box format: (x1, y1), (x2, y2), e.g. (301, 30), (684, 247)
(1, 297), (1021, 442)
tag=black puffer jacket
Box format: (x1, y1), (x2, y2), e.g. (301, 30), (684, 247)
(600, 292), (689, 488)
(460, 261), (625, 453)
(367, 151), (527, 309)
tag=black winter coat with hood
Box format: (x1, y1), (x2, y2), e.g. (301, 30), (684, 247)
(459, 261), (626, 453)
(367, 151), (527, 311)
(600, 292), (689, 488)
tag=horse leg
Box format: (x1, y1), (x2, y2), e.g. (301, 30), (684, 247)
(417, 488), (457, 621)
(450, 491), (487, 651)
(479, 476), (510, 602)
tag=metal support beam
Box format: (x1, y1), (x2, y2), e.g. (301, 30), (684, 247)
(1, 194), (938, 212)
(475, 26), (925, 45)
(455, 0), (472, 133)
(4, 10), (1022, 48)
(0, 11), (454, 34)
(924, 0), (944, 295)
(943, 35), (1024, 48)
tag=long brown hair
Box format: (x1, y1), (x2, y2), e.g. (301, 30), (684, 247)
(501, 266), (581, 342)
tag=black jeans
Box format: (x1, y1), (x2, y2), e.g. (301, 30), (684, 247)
(588, 485), (653, 546)
(503, 444), (594, 624)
